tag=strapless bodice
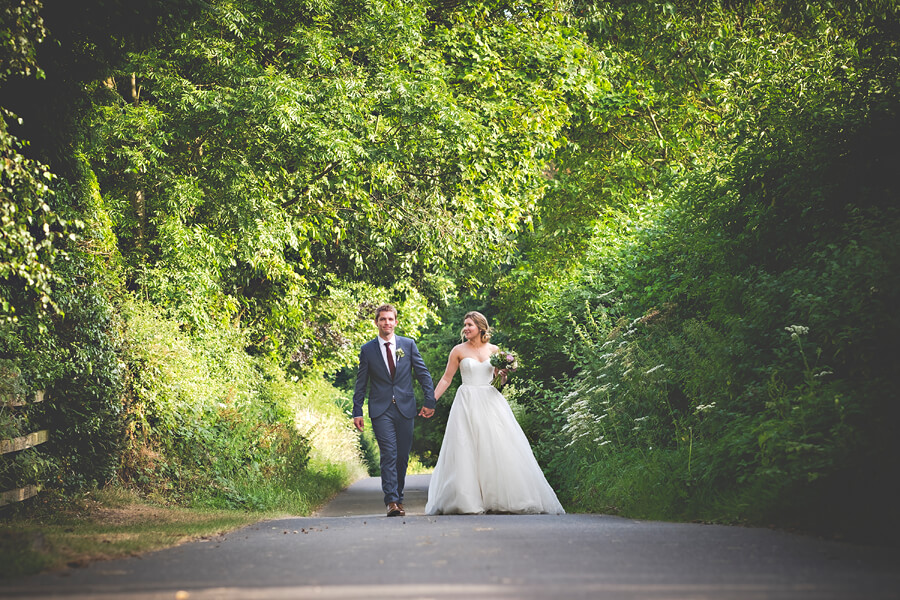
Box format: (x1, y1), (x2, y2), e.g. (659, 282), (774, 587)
(460, 357), (494, 386)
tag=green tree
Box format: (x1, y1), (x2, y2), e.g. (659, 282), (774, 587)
(87, 0), (604, 372)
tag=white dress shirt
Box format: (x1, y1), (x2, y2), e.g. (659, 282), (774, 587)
(379, 334), (397, 373)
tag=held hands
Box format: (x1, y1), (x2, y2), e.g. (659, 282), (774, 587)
(418, 406), (435, 418)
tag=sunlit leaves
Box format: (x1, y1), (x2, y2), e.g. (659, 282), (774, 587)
(0, 0), (46, 83)
(85, 0), (602, 368)
(0, 113), (62, 322)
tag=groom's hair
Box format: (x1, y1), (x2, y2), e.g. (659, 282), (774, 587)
(374, 304), (398, 321)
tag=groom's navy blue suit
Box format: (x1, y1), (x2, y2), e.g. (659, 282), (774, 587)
(353, 335), (436, 506)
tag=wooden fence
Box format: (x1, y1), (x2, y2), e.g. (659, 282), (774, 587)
(1, 390), (48, 507)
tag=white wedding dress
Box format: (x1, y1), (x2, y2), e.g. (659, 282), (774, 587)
(425, 357), (565, 515)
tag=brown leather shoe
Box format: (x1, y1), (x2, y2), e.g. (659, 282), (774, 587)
(397, 503), (406, 516)
(387, 502), (403, 517)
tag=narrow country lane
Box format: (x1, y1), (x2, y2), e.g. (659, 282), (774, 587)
(2, 475), (898, 600)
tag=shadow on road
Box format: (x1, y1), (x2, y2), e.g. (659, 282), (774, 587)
(313, 474), (430, 517)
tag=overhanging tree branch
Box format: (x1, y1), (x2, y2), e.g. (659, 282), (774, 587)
(282, 161), (339, 208)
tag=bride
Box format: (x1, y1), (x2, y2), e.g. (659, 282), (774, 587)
(425, 311), (565, 515)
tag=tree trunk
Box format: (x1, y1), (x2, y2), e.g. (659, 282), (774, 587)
(127, 73), (145, 246)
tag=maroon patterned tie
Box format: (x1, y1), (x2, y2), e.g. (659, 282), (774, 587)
(385, 342), (395, 379)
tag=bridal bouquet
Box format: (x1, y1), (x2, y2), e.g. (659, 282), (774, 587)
(489, 349), (519, 389)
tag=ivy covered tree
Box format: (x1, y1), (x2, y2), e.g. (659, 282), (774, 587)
(0, 0), (59, 324)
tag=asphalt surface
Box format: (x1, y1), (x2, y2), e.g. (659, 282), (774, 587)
(3, 475), (899, 600)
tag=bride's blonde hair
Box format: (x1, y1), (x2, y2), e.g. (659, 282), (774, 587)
(461, 311), (492, 343)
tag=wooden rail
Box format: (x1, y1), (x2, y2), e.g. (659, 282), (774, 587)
(0, 430), (49, 454)
(1, 389), (49, 506)
(0, 484), (41, 506)
(2, 389), (44, 408)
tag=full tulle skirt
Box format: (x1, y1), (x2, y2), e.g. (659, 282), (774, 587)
(425, 383), (565, 515)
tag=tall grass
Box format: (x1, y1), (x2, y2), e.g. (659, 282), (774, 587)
(508, 98), (900, 542)
(118, 298), (367, 513)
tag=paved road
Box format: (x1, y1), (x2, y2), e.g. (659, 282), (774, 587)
(3, 475), (898, 599)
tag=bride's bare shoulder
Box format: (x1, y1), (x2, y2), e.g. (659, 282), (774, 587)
(448, 343), (467, 359)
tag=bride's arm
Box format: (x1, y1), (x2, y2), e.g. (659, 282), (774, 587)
(433, 347), (461, 401)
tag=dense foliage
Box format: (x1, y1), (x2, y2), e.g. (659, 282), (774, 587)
(492, 0), (900, 542)
(2, 0), (595, 509)
(1, 0), (897, 544)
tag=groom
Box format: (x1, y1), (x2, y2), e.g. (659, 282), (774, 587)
(353, 304), (436, 517)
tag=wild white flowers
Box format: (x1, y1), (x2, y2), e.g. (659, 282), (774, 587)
(785, 324), (809, 340)
(644, 364), (665, 375)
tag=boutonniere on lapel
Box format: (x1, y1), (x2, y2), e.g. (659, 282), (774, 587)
(395, 347), (405, 361)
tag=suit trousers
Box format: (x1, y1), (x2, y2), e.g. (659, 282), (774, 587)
(370, 401), (415, 505)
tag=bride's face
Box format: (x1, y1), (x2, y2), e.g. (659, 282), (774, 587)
(462, 318), (479, 341)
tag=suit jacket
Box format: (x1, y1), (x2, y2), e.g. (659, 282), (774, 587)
(352, 335), (436, 420)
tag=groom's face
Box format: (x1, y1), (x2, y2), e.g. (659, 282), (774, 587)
(376, 311), (397, 339)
